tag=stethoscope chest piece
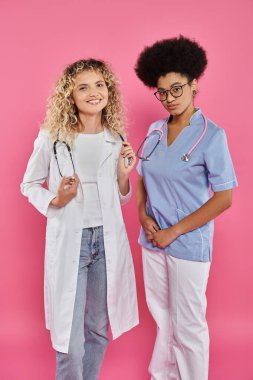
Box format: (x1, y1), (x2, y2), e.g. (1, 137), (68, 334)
(181, 153), (190, 162)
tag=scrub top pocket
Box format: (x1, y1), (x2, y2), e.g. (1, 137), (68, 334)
(146, 206), (204, 261)
(169, 208), (204, 261)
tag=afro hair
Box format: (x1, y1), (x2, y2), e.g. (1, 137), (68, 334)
(135, 35), (208, 88)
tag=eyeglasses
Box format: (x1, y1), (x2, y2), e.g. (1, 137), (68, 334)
(154, 82), (189, 101)
(136, 120), (167, 161)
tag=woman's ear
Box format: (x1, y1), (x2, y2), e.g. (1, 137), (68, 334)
(191, 79), (198, 96)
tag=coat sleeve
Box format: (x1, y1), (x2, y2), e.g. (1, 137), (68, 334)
(20, 131), (57, 217)
(117, 181), (132, 206)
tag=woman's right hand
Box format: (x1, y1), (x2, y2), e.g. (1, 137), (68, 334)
(140, 215), (160, 242)
(50, 174), (79, 208)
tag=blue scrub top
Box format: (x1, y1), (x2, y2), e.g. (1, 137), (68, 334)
(137, 109), (238, 262)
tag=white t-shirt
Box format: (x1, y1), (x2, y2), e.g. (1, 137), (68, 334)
(75, 131), (104, 228)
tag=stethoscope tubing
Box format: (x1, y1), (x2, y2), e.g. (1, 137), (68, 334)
(53, 139), (76, 177)
(144, 114), (207, 162)
(53, 131), (130, 176)
(186, 115), (207, 157)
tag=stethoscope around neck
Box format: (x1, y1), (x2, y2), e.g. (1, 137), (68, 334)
(136, 113), (208, 162)
(53, 138), (76, 177)
(181, 114), (207, 161)
(53, 130), (128, 177)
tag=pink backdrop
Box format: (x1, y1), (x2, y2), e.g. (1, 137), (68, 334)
(1, 0), (252, 379)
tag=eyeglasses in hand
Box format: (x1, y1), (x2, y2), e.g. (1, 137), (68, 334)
(136, 120), (167, 161)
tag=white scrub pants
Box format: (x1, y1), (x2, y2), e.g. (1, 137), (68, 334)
(142, 247), (211, 380)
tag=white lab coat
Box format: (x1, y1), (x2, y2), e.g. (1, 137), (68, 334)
(21, 128), (139, 353)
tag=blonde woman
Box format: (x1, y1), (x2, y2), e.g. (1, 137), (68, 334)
(21, 59), (139, 379)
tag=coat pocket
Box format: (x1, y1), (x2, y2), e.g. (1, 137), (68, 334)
(44, 225), (58, 329)
(47, 205), (65, 219)
(45, 225), (57, 262)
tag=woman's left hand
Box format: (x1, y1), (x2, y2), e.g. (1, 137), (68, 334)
(117, 141), (136, 177)
(151, 227), (179, 249)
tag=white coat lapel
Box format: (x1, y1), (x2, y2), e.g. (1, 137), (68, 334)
(99, 128), (116, 168)
(73, 151), (84, 182)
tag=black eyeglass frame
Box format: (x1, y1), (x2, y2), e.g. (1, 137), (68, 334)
(154, 82), (190, 101)
(136, 134), (162, 161)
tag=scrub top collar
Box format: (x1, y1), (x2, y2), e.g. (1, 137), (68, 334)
(189, 107), (202, 124)
(161, 108), (203, 145)
(167, 107), (202, 126)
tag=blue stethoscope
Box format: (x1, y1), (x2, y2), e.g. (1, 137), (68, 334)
(136, 114), (208, 162)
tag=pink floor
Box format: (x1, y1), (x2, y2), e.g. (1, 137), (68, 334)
(1, 313), (252, 380)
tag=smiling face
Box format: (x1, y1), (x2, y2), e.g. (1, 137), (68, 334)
(156, 72), (197, 117)
(72, 70), (109, 117)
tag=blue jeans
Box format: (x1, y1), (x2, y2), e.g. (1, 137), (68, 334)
(56, 226), (109, 380)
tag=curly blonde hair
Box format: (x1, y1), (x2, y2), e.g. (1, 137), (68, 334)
(42, 59), (126, 145)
